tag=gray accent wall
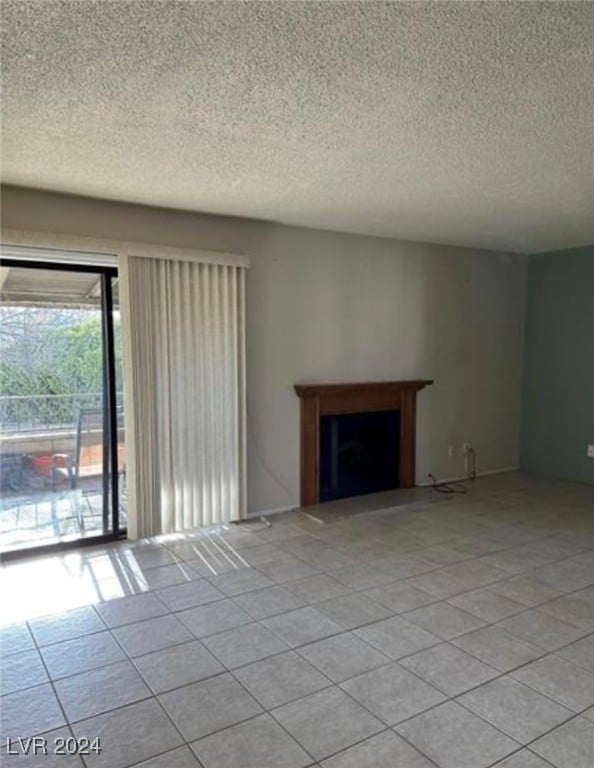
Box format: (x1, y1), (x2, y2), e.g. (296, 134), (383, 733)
(521, 246), (594, 484)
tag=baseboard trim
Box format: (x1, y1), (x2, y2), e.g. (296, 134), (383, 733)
(247, 505), (295, 519)
(250, 466), (521, 516)
(418, 466), (519, 487)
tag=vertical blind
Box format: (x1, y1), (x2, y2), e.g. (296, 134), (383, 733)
(120, 254), (247, 537)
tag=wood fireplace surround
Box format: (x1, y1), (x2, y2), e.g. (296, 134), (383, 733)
(294, 380), (433, 507)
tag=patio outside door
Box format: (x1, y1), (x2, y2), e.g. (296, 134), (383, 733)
(0, 257), (125, 556)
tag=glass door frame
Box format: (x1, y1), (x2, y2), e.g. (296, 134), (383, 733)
(0, 256), (126, 560)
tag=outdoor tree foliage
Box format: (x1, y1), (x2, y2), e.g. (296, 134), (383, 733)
(0, 307), (123, 428)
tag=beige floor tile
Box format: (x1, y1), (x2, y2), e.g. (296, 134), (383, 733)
(400, 642), (499, 696)
(272, 687), (383, 761)
(190, 713), (311, 768)
(459, 675), (573, 743)
(320, 730), (434, 768)
(396, 700), (517, 768)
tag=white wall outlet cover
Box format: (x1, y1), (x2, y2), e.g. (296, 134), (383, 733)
(587, 445), (594, 458)
(448, 445), (456, 457)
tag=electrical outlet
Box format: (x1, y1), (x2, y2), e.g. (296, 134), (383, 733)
(463, 443), (471, 455)
(587, 445), (594, 458)
(448, 445), (456, 457)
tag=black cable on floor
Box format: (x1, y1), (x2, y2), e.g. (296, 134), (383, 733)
(428, 473), (469, 494)
(230, 515), (272, 531)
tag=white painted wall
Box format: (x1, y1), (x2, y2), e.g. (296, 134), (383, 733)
(1, 186), (527, 514)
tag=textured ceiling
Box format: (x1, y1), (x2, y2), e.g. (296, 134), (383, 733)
(2, 1), (593, 253)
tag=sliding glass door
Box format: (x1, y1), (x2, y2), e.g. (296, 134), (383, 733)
(0, 257), (125, 556)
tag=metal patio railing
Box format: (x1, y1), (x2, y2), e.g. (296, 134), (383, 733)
(0, 392), (124, 434)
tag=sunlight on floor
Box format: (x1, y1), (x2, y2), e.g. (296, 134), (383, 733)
(0, 528), (251, 623)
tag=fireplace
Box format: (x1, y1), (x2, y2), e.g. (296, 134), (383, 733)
(320, 410), (400, 502)
(295, 380), (432, 507)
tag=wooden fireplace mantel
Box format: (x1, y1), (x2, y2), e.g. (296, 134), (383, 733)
(294, 380), (433, 507)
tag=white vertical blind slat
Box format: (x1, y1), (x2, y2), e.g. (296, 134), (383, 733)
(238, 268), (247, 517)
(120, 255), (247, 537)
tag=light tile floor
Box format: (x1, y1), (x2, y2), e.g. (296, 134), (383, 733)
(1, 471), (593, 767)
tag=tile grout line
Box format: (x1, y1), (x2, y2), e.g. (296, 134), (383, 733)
(2, 482), (592, 768)
(3, 515), (589, 629)
(4, 584), (594, 720)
